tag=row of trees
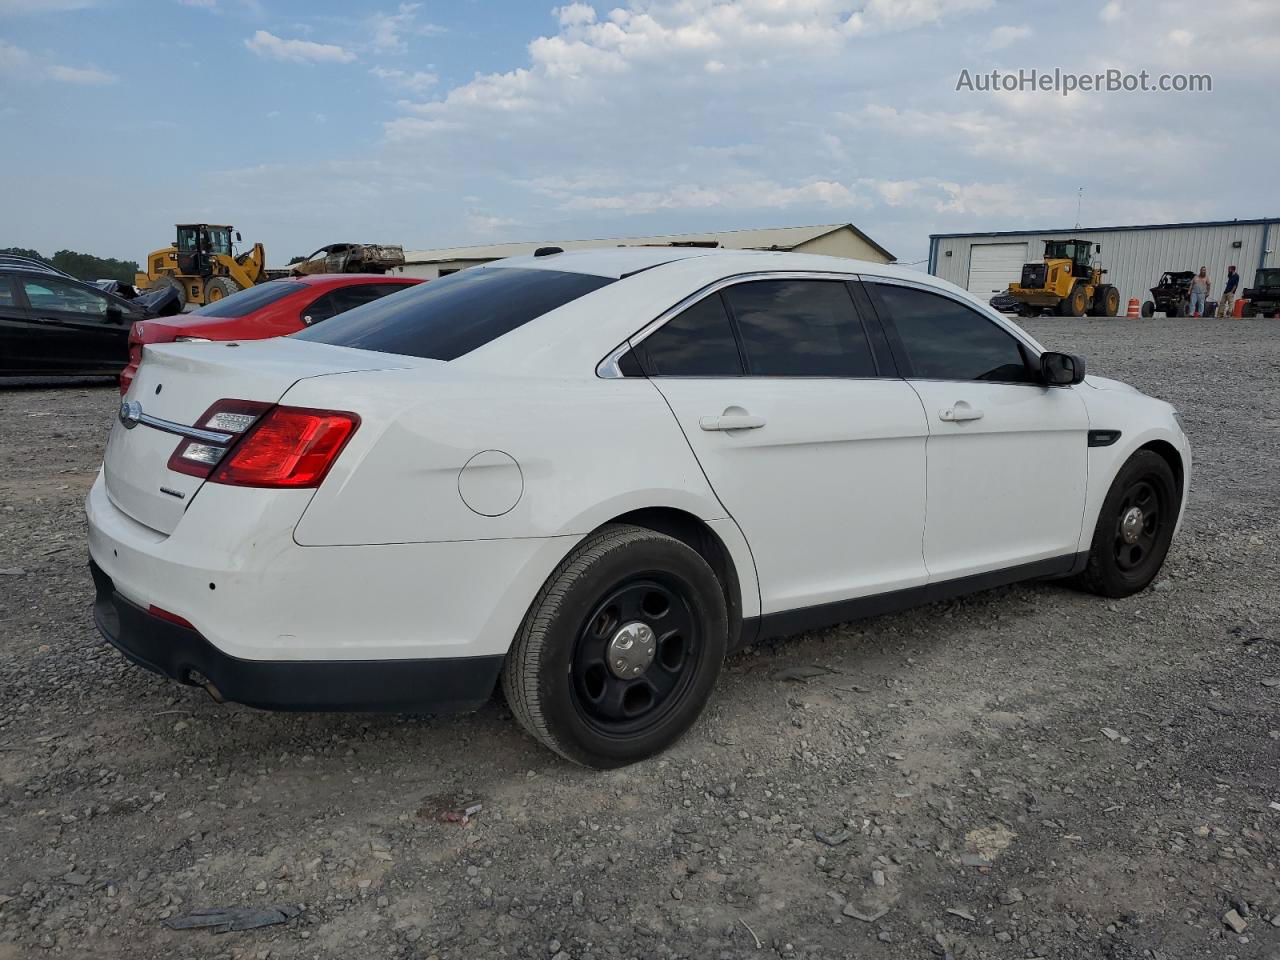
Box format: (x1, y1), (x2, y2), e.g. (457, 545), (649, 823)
(1, 247), (140, 284)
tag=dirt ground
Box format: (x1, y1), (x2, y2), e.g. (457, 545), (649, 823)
(1, 316), (1278, 960)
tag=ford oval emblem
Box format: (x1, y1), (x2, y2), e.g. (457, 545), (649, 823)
(119, 400), (143, 429)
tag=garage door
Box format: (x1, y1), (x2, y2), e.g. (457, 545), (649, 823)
(966, 243), (1028, 299)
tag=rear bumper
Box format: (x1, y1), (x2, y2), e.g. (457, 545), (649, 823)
(90, 558), (503, 712)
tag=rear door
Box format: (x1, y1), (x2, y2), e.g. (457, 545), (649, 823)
(17, 276), (129, 373)
(0, 275), (44, 374)
(634, 275), (930, 617)
(865, 279), (1088, 581)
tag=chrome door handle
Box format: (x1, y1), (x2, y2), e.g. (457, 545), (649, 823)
(699, 414), (766, 431)
(938, 405), (984, 422)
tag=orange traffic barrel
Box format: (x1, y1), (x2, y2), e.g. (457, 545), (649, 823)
(1234, 298), (1247, 317)
(1126, 298), (1141, 318)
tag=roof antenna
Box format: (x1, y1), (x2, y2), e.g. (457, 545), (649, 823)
(1074, 187), (1084, 229)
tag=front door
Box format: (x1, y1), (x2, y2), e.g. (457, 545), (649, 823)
(18, 277), (129, 374)
(633, 276), (930, 617)
(865, 280), (1089, 582)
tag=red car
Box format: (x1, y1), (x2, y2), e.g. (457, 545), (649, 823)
(120, 273), (421, 393)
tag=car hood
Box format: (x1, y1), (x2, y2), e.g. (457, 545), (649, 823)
(1083, 375), (1141, 394)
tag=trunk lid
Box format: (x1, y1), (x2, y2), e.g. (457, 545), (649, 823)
(105, 338), (408, 534)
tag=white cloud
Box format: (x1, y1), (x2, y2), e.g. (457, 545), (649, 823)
(177, 0), (217, 7)
(244, 30), (356, 64)
(1, 41), (116, 84)
(986, 24), (1031, 49)
(1099, 1), (1123, 21)
(557, 179), (863, 215)
(370, 65), (437, 93)
(369, 3), (443, 53)
(1166, 28), (1193, 47)
(48, 63), (117, 85)
(556, 3), (596, 26)
(0, 0), (94, 11)
(466, 211), (519, 236)
(0, 38), (31, 71)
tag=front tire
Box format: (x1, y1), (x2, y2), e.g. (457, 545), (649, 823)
(1141, 300), (1155, 318)
(205, 276), (240, 303)
(1073, 451), (1180, 598)
(502, 524), (728, 768)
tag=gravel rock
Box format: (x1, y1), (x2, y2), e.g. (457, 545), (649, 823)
(2, 319), (1278, 959)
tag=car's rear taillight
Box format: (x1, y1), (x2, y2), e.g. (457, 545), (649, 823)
(166, 401), (359, 487)
(208, 407), (360, 488)
(166, 400), (273, 478)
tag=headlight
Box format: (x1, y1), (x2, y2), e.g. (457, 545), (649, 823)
(1172, 410), (1185, 432)
(174, 336), (212, 343)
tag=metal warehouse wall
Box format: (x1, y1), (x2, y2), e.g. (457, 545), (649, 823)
(930, 220), (1279, 310)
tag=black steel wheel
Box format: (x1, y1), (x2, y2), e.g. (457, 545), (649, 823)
(1073, 450), (1180, 598)
(502, 524), (728, 768)
(1112, 479), (1162, 573)
(570, 576), (702, 737)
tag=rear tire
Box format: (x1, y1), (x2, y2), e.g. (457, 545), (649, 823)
(1072, 451), (1180, 598)
(205, 276), (240, 303)
(1098, 285), (1120, 316)
(502, 524), (728, 768)
(1167, 300), (1184, 318)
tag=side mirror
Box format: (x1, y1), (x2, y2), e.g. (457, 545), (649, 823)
(1041, 351), (1086, 386)
(235, 231), (242, 241)
(106, 304), (124, 324)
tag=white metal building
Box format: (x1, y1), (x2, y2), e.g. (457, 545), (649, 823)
(929, 218), (1280, 310)
(398, 223), (894, 279)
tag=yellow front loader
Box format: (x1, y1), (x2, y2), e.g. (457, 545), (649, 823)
(135, 224), (268, 310)
(1008, 239), (1120, 318)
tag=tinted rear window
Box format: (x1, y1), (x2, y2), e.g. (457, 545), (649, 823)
(294, 267), (615, 361)
(192, 280), (305, 317)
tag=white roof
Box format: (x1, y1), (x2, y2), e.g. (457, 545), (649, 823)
(405, 223), (886, 265)
(458, 248), (1016, 377)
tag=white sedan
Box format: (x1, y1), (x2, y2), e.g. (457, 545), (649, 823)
(87, 248), (1189, 767)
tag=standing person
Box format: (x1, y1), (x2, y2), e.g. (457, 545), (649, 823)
(1218, 265), (1240, 317)
(1188, 266), (1210, 317)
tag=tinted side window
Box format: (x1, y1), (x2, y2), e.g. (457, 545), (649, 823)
(296, 268), (613, 361)
(0, 277), (16, 309)
(872, 284), (1035, 383)
(21, 278), (109, 319)
(722, 280), (876, 377)
(305, 285), (409, 324)
(637, 294), (743, 376)
(192, 280), (305, 317)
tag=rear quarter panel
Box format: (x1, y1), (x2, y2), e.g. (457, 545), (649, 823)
(288, 370), (729, 544)
(285, 368), (761, 619)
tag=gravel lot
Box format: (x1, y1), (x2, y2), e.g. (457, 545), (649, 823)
(1, 316), (1278, 960)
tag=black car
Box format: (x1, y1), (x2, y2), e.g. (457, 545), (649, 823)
(988, 289), (1023, 314)
(0, 259), (150, 377)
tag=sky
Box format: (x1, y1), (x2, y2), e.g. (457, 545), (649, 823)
(1, 0), (1276, 268)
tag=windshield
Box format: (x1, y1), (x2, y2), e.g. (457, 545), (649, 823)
(1257, 268), (1280, 287)
(294, 267), (615, 360)
(190, 280), (304, 317)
